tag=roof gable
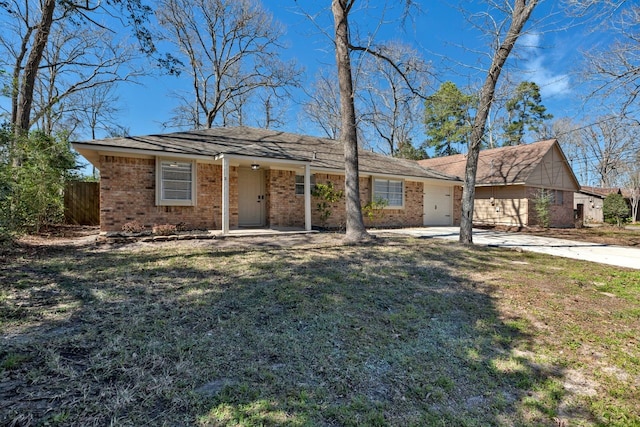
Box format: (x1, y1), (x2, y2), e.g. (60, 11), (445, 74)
(525, 142), (581, 191)
(418, 139), (579, 190)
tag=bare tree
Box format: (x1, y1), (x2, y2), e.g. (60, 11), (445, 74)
(156, 0), (301, 129)
(320, 0), (420, 242)
(359, 41), (431, 156)
(302, 68), (343, 139)
(64, 83), (123, 140)
(552, 117), (587, 182)
(565, 2), (638, 112)
(33, 25), (140, 135)
(0, 0), (161, 135)
(581, 116), (638, 187)
(459, 0), (540, 244)
(627, 166), (640, 223)
(255, 91), (289, 129)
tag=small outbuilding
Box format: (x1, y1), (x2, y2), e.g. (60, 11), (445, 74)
(573, 186), (615, 224)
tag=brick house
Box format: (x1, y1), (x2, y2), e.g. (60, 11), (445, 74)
(73, 127), (461, 233)
(418, 139), (581, 228)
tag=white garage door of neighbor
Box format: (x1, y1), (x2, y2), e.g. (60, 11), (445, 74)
(423, 186), (452, 226)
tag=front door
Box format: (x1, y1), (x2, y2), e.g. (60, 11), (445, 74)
(238, 167), (266, 227)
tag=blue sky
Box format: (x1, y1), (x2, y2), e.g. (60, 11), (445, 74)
(0, 0), (615, 143)
(109, 1), (604, 140)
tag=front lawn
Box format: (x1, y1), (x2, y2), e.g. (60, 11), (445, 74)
(1, 235), (639, 426)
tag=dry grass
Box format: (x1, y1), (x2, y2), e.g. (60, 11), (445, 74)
(1, 234), (639, 426)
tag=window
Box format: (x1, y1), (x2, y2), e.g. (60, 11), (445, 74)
(295, 174), (315, 195)
(156, 159), (196, 206)
(373, 178), (403, 208)
(544, 189), (564, 206)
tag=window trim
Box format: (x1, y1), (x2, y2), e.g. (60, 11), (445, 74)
(155, 158), (197, 206)
(372, 177), (404, 209)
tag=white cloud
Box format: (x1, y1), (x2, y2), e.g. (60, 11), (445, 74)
(519, 33), (542, 55)
(518, 33), (573, 98)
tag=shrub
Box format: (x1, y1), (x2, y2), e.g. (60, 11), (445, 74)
(122, 221), (145, 233)
(603, 193), (629, 227)
(152, 224), (177, 236)
(533, 189), (551, 228)
(362, 197), (388, 225)
(311, 182), (344, 228)
(0, 129), (77, 235)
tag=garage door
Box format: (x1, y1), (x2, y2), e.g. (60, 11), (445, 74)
(423, 186), (452, 226)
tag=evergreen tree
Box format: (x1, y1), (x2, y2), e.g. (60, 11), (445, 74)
(603, 193), (630, 227)
(423, 81), (475, 157)
(394, 140), (429, 160)
(503, 81), (552, 146)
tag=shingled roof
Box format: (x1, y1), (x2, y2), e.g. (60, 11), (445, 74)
(75, 126), (460, 182)
(417, 139), (559, 185)
(579, 186), (622, 198)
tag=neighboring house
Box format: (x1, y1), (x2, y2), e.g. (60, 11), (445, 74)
(574, 186), (614, 224)
(576, 187), (640, 223)
(73, 127), (461, 233)
(418, 139), (581, 227)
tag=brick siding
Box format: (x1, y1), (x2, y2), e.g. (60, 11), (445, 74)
(266, 170), (305, 228)
(99, 156), (428, 232)
(99, 156), (239, 232)
(452, 185), (462, 226)
(526, 187), (575, 228)
(311, 173), (424, 229)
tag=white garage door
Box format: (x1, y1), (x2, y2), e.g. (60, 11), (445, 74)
(423, 186), (452, 226)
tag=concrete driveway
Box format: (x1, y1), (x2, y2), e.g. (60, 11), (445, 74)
(380, 227), (640, 270)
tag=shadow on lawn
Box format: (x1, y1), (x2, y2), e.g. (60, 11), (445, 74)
(0, 238), (579, 425)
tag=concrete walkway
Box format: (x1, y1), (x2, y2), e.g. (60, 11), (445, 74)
(380, 227), (640, 270)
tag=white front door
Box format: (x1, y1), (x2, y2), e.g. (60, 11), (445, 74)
(424, 186), (452, 226)
(238, 167), (266, 226)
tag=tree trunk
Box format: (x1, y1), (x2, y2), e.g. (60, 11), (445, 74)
(14, 0), (56, 134)
(331, 0), (371, 243)
(459, 0), (538, 244)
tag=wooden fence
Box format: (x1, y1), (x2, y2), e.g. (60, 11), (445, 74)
(64, 181), (100, 226)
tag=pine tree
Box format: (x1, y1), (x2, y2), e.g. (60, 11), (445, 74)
(503, 81), (552, 146)
(423, 81), (475, 157)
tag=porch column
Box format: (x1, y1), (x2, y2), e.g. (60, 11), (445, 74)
(304, 164), (312, 231)
(222, 157), (230, 234)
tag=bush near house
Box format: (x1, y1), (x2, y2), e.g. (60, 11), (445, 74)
(533, 189), (552, 228)
(0, 129), (76, 237)
(311, 182), (344, 228)
(603, 193), (630, 227)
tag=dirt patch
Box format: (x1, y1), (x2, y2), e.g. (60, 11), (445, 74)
(15, 225), (100, 247)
